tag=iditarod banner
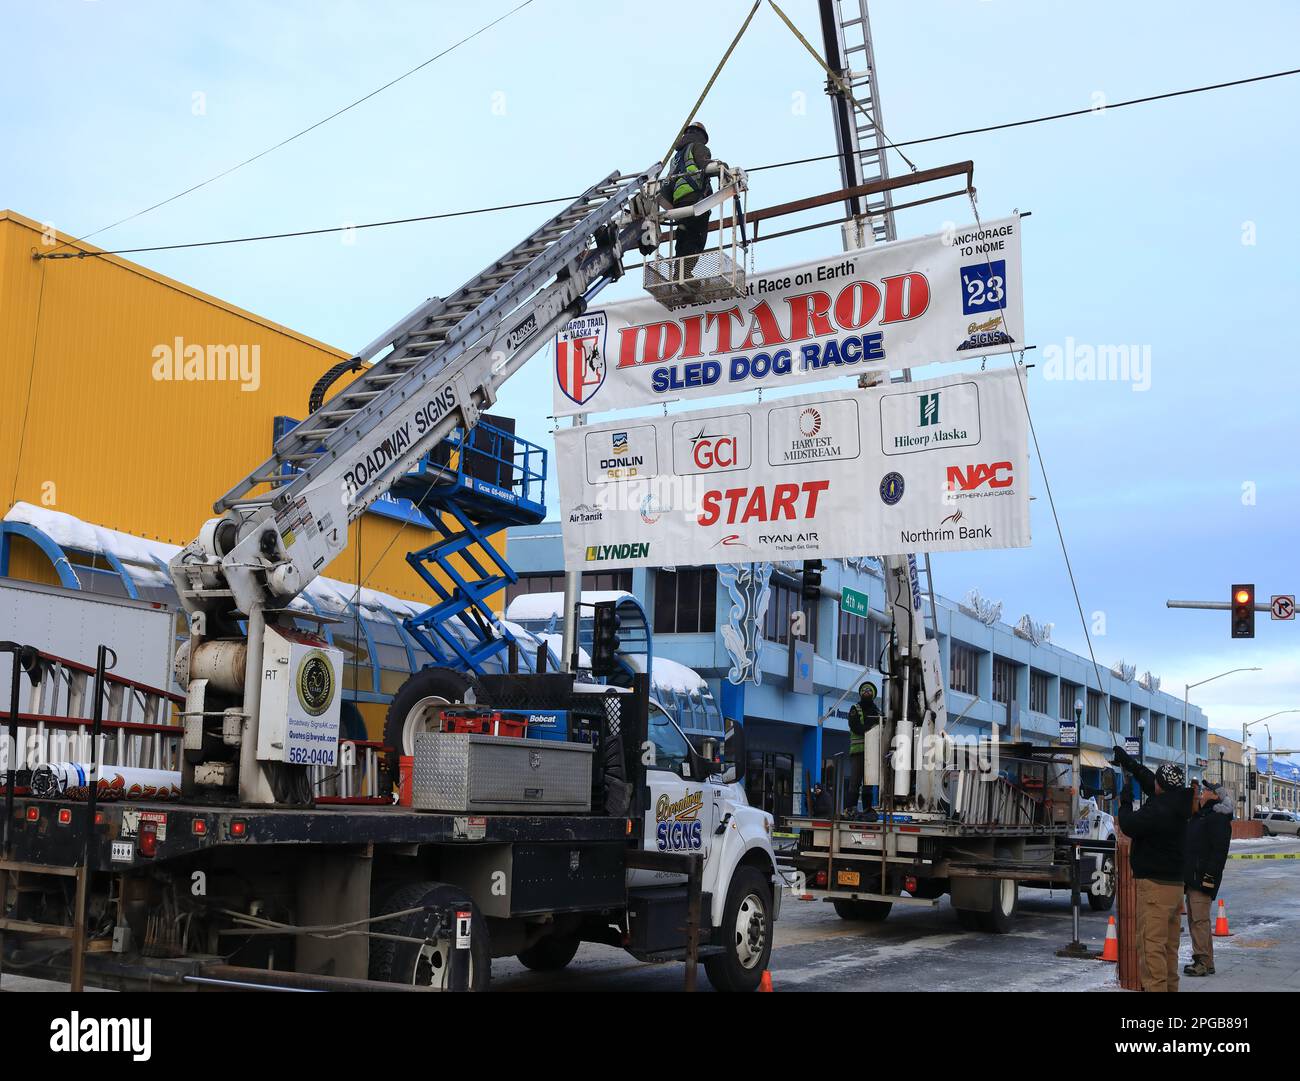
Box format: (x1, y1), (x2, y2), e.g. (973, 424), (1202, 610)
(552, 215), (1023, 415)
(556, 367), (1030, 569)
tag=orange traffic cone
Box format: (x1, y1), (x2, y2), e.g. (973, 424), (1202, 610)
(759, 970), (774, 992)
(1212, 898), (1232, 937)
(1099, 916), (1119, 962)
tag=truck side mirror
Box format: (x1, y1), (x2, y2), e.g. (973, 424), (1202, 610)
(721, 716), (745, 785)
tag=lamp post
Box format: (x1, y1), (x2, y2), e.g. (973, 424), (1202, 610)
(1184, 667), (1262, 777)
(1242, 709), (1300, 818)
(1218, 746), (1226, 785)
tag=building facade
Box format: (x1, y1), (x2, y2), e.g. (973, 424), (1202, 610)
(507, 523), (1211, 822)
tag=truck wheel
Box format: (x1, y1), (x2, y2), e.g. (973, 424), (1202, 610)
(383, 667), (478, 781)
(368, 881), (490, 990)
(703, 866), (773, 992)
(980, 879), (1019, 933)
(1087, 856), (1116, 912)
(832, 899), (893, 922)
(517, 933), (581, 972)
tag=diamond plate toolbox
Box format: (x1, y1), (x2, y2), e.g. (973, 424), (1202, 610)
(412, 732), (594, 813)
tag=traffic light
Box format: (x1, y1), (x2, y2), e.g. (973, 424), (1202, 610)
(591, 601), (622, 677)
(1231, 583), (1255, 639)
(801, 559), (824, 602)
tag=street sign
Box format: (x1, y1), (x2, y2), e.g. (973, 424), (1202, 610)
(841, 586), (870, 619)
(1124, 737), (1141, 758)
(1059, 721), (1078, 748)
(1271, 594), (1295, 621)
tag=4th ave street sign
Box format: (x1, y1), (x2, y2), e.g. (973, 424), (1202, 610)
(841, 586), (870, 619)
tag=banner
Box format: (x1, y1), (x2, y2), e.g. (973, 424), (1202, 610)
(552, 215), (1023, 415)
(556, 368), (1030, 570)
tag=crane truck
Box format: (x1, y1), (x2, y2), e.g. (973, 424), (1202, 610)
(0, 162), (781, 992)
(787, 555), (1115, 929)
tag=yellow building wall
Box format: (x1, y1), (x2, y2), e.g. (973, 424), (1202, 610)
(0, 211), (506, 608)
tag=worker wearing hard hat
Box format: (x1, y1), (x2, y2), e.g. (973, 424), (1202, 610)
(844, 681), (881, 819)
(665, 121), (716, 273)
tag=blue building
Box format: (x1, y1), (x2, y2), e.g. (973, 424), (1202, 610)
(506, 522), (1210, 821)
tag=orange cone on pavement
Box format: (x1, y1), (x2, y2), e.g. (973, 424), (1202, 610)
(1099, 916), (1119, 962)
(1213, 898), (1232, 937)
(759, 970), (774, 992)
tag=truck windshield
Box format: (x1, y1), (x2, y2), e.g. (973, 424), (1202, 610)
(647, 702), (693, 776)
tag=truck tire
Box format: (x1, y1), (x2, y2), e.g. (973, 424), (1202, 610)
(703, 866), (773, 992)
(383, 667), (479, 781)
(368, 881), (490, 990)
(517, 933), (581, 972)
(832, 899), (893, 922)
(1087, 856), (1116, 912)
(980, 878), (1019, 933)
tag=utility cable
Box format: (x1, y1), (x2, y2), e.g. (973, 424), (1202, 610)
(41, 0), (538, 257)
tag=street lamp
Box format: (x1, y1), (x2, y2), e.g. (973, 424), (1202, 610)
(1184, 667), (1262, 776)
(1242, 709), (1300, 817)
(1218, 745), (1226, 785)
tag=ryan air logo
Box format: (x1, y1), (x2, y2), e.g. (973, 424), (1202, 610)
(919, 393), (939, 427)
(555, 312), (607, 405)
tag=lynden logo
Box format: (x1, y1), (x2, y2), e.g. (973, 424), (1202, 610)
(947, 462), (1013, 492)
(586, 542), (650, 562)
(50, 1012), (152, 1060)
(919, 393), (939, 427)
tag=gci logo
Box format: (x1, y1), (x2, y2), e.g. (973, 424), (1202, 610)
(690, 430), (739, 470)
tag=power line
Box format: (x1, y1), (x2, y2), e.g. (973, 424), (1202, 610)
(42, 0), (538, 256)
(36, 64), (1300, 261)
(749, 65), (1300, 173)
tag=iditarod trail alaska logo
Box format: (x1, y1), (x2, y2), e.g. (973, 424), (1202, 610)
(556, 312), (608, 406)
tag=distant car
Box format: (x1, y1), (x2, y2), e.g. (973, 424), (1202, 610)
(1260, 810), (1300, 837)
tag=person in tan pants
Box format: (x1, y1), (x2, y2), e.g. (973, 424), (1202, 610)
(1117, 759), (1193, 992)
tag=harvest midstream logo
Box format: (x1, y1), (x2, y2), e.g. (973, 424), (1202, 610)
(151, 337), (261, 392)
(585, 542), (650, 562)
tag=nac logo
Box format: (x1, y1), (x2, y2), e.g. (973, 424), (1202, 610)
(946, 462), (1013, 491)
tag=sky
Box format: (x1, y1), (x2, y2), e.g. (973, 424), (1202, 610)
(3, 0), (1298, 747)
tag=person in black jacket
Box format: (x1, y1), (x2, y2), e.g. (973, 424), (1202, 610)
(1183, 783), (1234, 977)
(1115, 758), (1191, 992)
(664, 123), (715, 273)
(843, 682), (881, 817)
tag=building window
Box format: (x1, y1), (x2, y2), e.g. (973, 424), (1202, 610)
(837, 610), (877, 666)
(1030, 670), (1051, 715)
(1086, 689), (1104, 728)
(992, 657), (1017, 706)
(505, 570), (630, 607)
(1060, 681), (1082, 722)
(654, 568), (717, 635)
(1149, 714), (1163, 744)
(762, 579), (818, 648)
(950, 642), (978, 696)
(1109, 697), (1124, 735)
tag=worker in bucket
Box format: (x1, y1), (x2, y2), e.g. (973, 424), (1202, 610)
(844, 681), (882, 818)
(1114, 759), (1192, 992)
(1183, 782), (1233, 978)
(665, 121), (715, 274)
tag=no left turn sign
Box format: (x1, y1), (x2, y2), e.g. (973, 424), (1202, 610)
(1271, 595), (1295, 621)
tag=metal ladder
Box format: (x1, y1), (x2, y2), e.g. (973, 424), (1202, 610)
(824, 0), (897, 244)
(215, 169), (650, 517)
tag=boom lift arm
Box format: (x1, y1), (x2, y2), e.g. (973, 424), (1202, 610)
(166, 163), (696, 805)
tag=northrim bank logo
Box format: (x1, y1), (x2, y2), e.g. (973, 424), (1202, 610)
(919, 393), (939, 427)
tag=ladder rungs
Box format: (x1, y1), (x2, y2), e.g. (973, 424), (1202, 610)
(0, 858), (81, 878)
(0, 916), (77, 939)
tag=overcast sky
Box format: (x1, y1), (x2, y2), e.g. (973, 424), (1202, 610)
(4, 0), (1298, 747)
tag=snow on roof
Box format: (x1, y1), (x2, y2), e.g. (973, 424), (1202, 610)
(622, 653), (710, 696)
(4, 502), (426, 621)
(505, 589), (635, 623)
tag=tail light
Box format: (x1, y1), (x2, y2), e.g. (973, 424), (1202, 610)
(138, 821), (159, 858)
(57, 808), (73, 826)
(814, 870), (827, 887)
(904, 875), (918, 894)
(25, 806), (39, 822)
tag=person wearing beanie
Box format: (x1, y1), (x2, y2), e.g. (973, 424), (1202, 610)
(1114, 755), (1192, 991)
(1183, 782), (1235, 977)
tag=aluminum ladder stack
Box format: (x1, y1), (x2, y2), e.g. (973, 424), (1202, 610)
(211, 166), (657, 530)
(819, 0), (897, 245)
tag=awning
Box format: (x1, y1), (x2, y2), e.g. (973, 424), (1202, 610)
(1078, 749), (1111, 770)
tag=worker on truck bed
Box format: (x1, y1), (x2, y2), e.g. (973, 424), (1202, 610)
(1113, 753), (1193, 992)
(1183, 782), (1234, 978)
(665, 121), (714, 274)
(844, 681), (881, 818)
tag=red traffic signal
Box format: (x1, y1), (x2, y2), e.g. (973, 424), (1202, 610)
(1231, 583), (1255, 639)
